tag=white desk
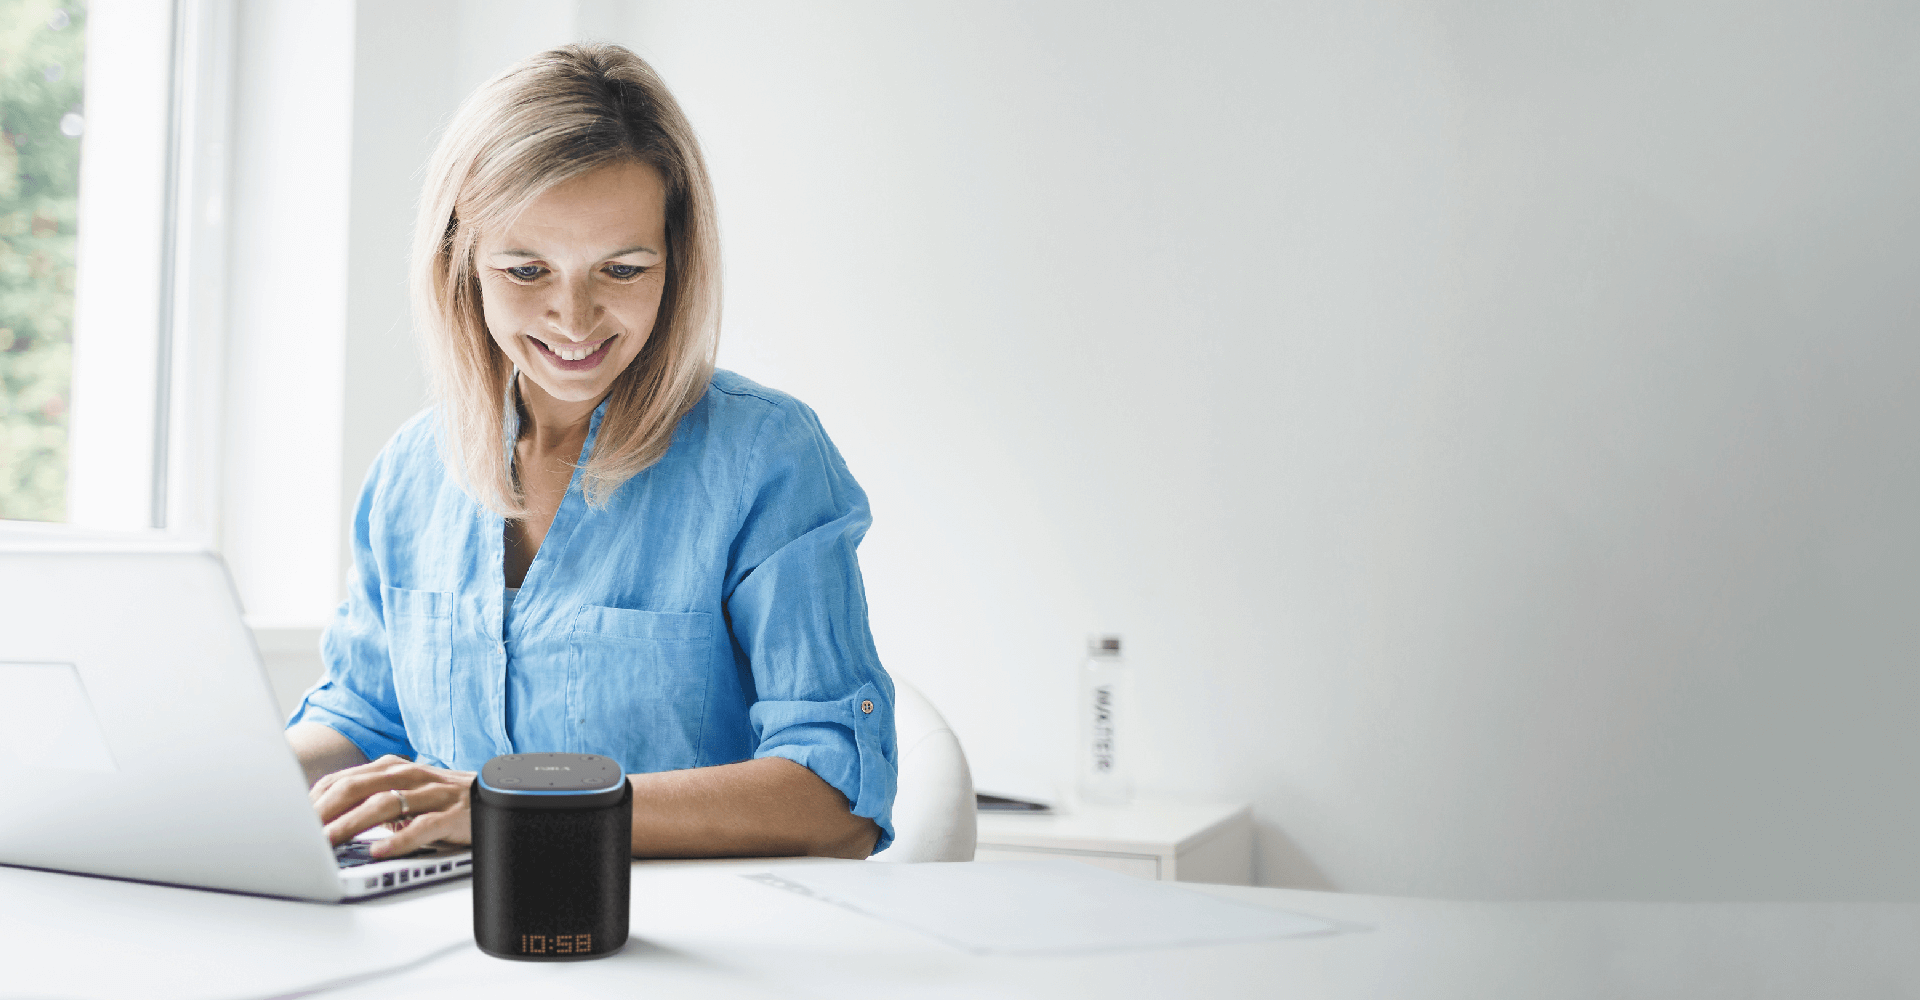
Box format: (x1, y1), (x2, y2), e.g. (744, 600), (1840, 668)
(5, 859), (1919, 1000)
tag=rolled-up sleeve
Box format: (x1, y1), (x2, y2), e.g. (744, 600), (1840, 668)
(726, 399), (897, 853)
(285, 448), (415, 764)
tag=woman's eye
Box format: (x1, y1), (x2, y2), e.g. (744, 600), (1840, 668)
(504, 265), (545, 281)
(604, 264), (645, 280)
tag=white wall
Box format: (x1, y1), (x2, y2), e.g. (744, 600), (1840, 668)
(319, 1), (1920, 899)
(221, 2), (355, 626)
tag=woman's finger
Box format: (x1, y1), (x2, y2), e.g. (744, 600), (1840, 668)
(325, 777), (468, 847)
(372, 806), (468, 858)
(309, 767), (345, 803)
(312, 763), (435, 825)
(314, 775), (399, 826)
(306, 758), (475, 844)
(310, 756), (384, 807)
(323, 787), (412, 846)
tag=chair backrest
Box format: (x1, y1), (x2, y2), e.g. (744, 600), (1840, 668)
(871, 677), (977, 863)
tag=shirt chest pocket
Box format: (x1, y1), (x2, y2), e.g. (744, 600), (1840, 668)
(384, 585), (452, 758)
(569, 606), (715, 768)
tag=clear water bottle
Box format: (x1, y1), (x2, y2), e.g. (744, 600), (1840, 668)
(1077, 635), (1133, 805)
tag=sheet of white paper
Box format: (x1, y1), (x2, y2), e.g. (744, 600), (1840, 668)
(746, 859), (1338, 955)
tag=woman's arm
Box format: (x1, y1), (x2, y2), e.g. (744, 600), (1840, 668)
(287, 721), (369, 787)
(306, 749), (880, 860)
(721, 397), (901, 855)
(626, 756), (880, 860)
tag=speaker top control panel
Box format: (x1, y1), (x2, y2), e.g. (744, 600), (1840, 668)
(478, 753), (627, 807)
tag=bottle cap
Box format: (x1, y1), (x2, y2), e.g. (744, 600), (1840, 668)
(1086, 635), (1122, 656)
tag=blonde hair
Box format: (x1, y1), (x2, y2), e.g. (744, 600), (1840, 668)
(410, 43), (720, 516)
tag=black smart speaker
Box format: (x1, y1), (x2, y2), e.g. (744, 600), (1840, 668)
(471, 752), (633, 961)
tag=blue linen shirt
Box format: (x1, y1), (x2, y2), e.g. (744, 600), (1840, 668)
(287, 370), (897, 851)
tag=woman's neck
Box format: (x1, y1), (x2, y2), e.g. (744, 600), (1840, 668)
(515, 373), (603, 457)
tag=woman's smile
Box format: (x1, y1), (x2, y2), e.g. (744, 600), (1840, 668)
(530, 333), (617, 370)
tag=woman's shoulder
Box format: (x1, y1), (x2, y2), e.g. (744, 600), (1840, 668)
(358, 407), (450, 496)
(693, 370), (864, 514)
(378, 407), (446, 469)
(686, 370), (853, 483)
(390, 406), (442, 447)
(698, 369), (827, 442)
(704, 368), (803, 416)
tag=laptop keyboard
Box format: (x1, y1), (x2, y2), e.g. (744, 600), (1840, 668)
(333, 840), (439, 869)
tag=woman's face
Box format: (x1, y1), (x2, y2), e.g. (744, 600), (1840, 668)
(475, 159), (669, 408)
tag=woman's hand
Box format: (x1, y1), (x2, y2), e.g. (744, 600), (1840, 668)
(309, 754), (476, 858)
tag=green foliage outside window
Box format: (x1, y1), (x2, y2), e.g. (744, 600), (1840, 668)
(0, 0), (85, 522)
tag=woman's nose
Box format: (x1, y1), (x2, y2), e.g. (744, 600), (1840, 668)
(546, 278), (599, 340)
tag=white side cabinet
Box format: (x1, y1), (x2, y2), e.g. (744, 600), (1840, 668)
(973, 800), (1254, 885)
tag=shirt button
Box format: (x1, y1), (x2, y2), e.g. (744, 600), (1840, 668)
(860, 700), (874, 715)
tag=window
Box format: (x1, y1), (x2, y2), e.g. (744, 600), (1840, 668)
(1, 0), (214, 537)
(0, 1), (86, 522)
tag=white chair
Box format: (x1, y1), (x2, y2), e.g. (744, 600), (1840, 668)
(870, 677), (976, 862)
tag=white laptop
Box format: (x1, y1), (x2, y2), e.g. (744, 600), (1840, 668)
(0, 541), (469, 901)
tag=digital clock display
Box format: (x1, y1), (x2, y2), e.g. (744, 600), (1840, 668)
(520, 932), (593, 955)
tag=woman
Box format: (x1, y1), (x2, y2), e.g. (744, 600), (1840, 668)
(284, 43), (894, 861)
